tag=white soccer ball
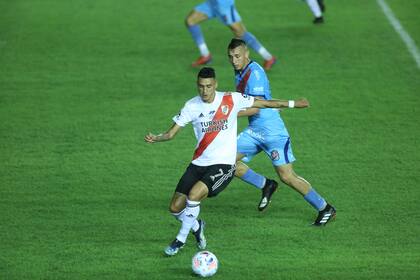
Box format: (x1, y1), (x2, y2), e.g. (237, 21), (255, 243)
(192, 251), (218, 277)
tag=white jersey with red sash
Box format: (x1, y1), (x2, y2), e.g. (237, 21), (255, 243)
(173, 91), (254, 166)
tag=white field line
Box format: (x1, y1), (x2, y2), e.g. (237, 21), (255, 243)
(377, 0), (420, 69)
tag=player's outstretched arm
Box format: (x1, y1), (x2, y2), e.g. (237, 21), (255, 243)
(144, 123), (182, 143)
(238, 108), (259, 117)
(252, 98), (309, 109)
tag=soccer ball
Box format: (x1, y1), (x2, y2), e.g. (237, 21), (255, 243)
(192, 251), (218, 277)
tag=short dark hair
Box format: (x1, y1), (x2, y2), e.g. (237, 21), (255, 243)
(228, 38), (247, 50)
(197, 67), (216, 79)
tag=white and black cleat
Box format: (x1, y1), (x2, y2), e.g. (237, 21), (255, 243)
(193, 219), (207, 250)
(164, 239), (185, 256)
(313, 204), (336, 226)
(258, 179), (279, 211)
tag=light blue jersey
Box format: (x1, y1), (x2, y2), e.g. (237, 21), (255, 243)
(235, 61), (289, 137)
(236, 61), (295, 166)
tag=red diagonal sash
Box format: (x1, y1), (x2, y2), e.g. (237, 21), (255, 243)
(193, 94), (234, 160)
(236, 69), (251, 94)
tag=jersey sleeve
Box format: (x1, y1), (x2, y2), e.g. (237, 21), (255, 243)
(246, 69), (267, 97)
(233, 92), (255, 110)
(172, 103), (192, 127)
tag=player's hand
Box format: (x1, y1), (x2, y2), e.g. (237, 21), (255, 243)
(144, 133), (157, 143)
(295, 98), (310, 108)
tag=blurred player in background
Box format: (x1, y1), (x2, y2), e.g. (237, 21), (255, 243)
(305, 0), (325, 24)
(144, 67), (309, 256)
(227, 38), (336, 226)
(185, 0), (277, 70)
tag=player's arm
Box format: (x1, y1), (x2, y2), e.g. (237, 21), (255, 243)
(237, 96), (263, 117)
(238, 107), (259, 117)
(252, 98), (309, 109)
(144, 122), (182, 143)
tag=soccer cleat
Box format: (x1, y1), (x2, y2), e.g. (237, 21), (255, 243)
(317, 0), (325, 12)
(313, 16), (324, 24)
(258, 179), (279, 211)
(191, 55), (212, 67)
(263, 56), (277, 71)
(193, 219), (207, 250)
(164, 239), (185, 256)
(313, 204), (336, 226)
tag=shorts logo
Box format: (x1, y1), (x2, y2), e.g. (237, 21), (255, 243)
(210, 169), (224, 181)
(221, 105), (229, 115)
(271, 150), (280, 161)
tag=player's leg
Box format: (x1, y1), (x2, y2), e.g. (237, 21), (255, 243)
(235, 131), (267, 190)
(165, 164), (202, 256)
(235, 154), (266, 190)
(185, 1), (214, 67)
(173, 181), (208, 247)
(169, 192), (187, 220)
(235, 131), (279, 210)
(274, 163), (336, 226)
(305, 0), (324, 24)
(169, 164), (201, 231)
(165, 181), (207, 256)
(264, 136), (335, 224)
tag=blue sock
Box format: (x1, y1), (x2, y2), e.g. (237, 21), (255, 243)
(304, 189), (327, 211)
(241, 32), (263, 53)
(240, 169), (265, 189)
(187, 25), (205, 46)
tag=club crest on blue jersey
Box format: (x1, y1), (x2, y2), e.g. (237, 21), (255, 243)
(270, 150), (280, 161)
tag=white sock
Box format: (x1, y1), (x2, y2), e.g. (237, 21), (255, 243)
(176, 199), (200, 243)
(171, 209), (199, 232)
(306, 0), (322, 18)
(258, 47), (272, 61)
(199, 43), (210, 57)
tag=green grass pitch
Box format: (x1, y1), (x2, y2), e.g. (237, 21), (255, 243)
(1, 0), (420, 279)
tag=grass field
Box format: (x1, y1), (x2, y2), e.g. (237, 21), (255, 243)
(1, 0), (420, 279)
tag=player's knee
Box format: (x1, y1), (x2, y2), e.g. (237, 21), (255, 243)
(185, 16), (193, 27)
(188, 191), (204, 201)
(230, 23), (246, 37)
(169, 199), (184, 213)
(234, 161), (247, 177)
(233, 29), (245, 38)
(185, 11), (200, 26)
(279, 172), (294, 185)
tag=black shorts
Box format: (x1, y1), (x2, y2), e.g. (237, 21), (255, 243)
(175, 163), (236, 198)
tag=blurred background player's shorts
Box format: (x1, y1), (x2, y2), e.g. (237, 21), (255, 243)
(194, 0), (242, 25)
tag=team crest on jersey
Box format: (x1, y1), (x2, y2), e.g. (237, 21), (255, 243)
(221, 105), (229, 115)
(271, 150), (280, 161)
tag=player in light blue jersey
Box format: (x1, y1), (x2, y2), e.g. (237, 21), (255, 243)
(227, 38), (336, 226)
(185, 0), (277, 70)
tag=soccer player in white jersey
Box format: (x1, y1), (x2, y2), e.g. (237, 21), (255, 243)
(185, 0), (277, 70)
(144, 67), (309, 256)
(227, 39), (336, 226)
